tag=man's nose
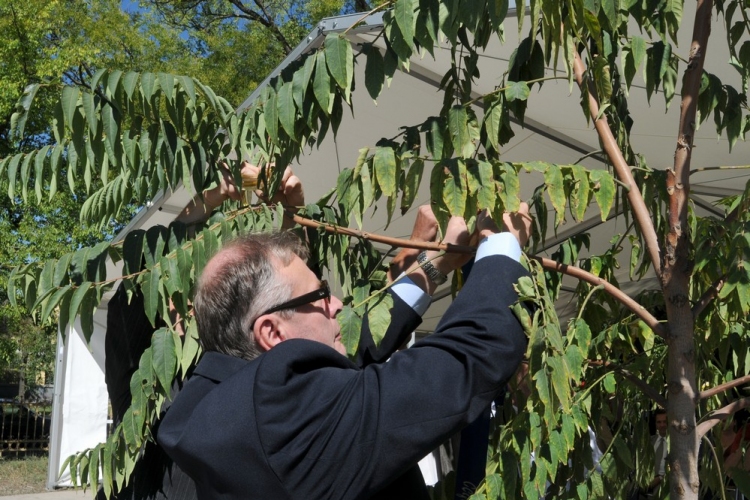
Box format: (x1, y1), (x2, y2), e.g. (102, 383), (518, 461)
(330, 294), (344, 314)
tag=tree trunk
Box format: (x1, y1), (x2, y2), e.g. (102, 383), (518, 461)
(664, 0), (713, 498)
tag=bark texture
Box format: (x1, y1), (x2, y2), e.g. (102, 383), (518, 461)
(664, 0), (713, 498)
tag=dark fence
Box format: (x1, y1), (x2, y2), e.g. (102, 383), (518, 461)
(0, 401), (51, 457)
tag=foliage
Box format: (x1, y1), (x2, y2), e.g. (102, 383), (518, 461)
(2, 0), (750, 498)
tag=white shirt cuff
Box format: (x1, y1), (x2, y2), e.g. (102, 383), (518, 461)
(390, 276), (431, 316)
(475, 233), (522, 263)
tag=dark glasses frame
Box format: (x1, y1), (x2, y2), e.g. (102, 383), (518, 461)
(257, 280), (330, 318)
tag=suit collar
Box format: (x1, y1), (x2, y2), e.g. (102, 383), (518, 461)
(194, 351), (251, 383)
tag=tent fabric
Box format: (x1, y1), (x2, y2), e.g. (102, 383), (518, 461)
(47, 319), (109, 488)
(47, 5), (748, 489)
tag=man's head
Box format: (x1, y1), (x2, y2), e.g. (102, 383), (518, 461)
(194, 232), (344, 360)
(655, 409), (667, 437)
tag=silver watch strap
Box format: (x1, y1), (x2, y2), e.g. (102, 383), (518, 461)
(417, 250), (448, 286)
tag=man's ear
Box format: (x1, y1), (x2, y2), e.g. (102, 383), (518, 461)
(253, 315), (285, 352)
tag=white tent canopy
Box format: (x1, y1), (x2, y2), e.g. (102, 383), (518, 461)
(47, 6), (748, 487)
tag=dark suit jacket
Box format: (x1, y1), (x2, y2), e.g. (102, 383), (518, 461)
(159, 255), (528, 500)
(101, 283), (197, 500)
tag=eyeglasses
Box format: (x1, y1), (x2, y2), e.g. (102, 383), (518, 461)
(258, 280), (330, 318)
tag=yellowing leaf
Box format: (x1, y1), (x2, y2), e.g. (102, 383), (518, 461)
(590, 170), (616, 220)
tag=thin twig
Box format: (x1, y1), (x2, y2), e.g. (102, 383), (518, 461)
(700, 374), (750, 401)
(588, 360), (667, 408)
(689, 165), (750, 175)
(696, 397), (750, 438)
(573, 52), (663, 281)
(692, 275), (726, 320)
(574, 149), (604, 164)
(343, 1), (393, 36)
(701, 434), (727, 500)
(464, 75), (569, 107)
(533, 256), (666, 338)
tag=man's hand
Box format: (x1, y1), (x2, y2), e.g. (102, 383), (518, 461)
(477, 202), (532, 247)
(245, 161), (305, 208)
(389, 205), (471, 295)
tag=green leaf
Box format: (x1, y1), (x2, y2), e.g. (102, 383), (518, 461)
(548, 356), (572, 412)
(7, 153), (23, 201)
(590, 170), (616, 220)
(366, 293), (394, 346)
(151, 328), (177, 393)
(181, 319), (201, 375)
(631, 36), (646, 78)
(34, 146), (49, 203)
(277, 82), (296, 139)
(338, 306), (362, 356)
(81, 91), (98, 139)
(570, 164), (590, 222)
(732, 469), (750, 498)
(443, 160), (467, 216)
(122, 71), (140, 99)
(313, 51), (332, 114)
(20, 151), (36, 203)
(505, 81), (531, 101)
(41, 285), (72, 324)
(373, 147), (397, 197)
(448, 105), (474, 158)
(401, 157), (423, 213)
(61, 86), (79, 132)
(484, 98), (503, 153)
(101, 104), (120, 168)
(423, 116), (445, 160)
(68, 282), (93, 331)
(11, 83), (40, 141)
(601, 0), (620, 30)
(141, 266), (162, 327)
(325, 34), (353, 95)
(364, 45), (385, 101)
(122, 408), (143, 452)
(394, 0), (415, 46)
(544, 164), (566, 226)
(489, 0), (509, 33)
(79, 285), (99, 342)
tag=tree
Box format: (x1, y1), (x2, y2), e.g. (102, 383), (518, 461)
(2, 0), (750, 499)
(0, 0), (301, 395)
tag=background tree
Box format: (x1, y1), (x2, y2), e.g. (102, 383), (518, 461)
(2, 0), (750, 499)
(0, 0), (352, 394)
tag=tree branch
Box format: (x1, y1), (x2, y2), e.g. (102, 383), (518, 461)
(533, 256), (665, 338)
(287, 210), (666, 337)
(696, 397), (750, 438)
(701, 374), (750, 401)
(573, 52), (663, 281)
(588, 360), (667, 407)
(692, 275), (726, 320)
(228, 0), (294, 53)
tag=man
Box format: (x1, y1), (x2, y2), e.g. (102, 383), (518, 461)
(649, 409), (668, 493)
(158, 204), (532, 500)
(100, 162), (303, 499)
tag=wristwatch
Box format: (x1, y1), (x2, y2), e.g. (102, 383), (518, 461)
(417, 251), (448, 286)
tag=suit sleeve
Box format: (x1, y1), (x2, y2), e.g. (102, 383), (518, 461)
(353, 291), (422, 367)
(255, 255), (529, 499)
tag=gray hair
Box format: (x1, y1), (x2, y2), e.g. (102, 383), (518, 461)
(193, 232), (309, 360)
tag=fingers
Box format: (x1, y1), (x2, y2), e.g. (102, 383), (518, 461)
(476, 209), (501, 238)
(280, 174), (305, 207)
(410, 205), (439, 242)
(502, 202), (532, 247)
(475, 203), (532, 247)
(443, 216), (470, 247)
